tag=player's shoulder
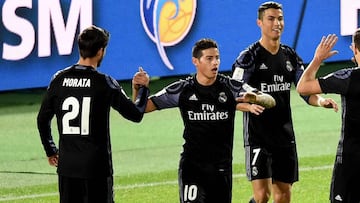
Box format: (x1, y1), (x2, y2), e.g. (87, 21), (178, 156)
(104, 74), (121, 89)
(234, 41), (261, 69)
(217, 74), (244, 92)
(49, 65), (75, 83)
(164, 76), (193, 94)
(353, 67), (360, 73)
(328, 67), (360, 79)
(350, 66), (360, 73)
(280, 44), (300, 57)
(76, 67), (120, 89)
(280, 43), (304, 66)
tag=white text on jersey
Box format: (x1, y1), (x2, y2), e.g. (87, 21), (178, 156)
(187, 111), (229, 121)
(187, 104), (229, 121)
(62, 78), (91, 88)
(260, 82), (291, 93)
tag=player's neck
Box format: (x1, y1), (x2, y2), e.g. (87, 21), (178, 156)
(259, 37), (280, 54)
(77, 58), (98, 69)
(195, 74), (216, 86)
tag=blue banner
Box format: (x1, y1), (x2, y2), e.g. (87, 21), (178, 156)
(0, 0), (356, 91)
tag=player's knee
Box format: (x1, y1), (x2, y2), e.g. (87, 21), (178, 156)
(253, 191), (271, 203)
(273, 190), (291, 203)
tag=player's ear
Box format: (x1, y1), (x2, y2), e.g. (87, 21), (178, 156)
(97, 47), (104, 56)
(192, 57), (198, 66)
(256, 19), (262, 27)
(355, 44), (359, 54)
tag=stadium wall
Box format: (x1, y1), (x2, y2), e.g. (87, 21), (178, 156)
(0, 0), (357, 91)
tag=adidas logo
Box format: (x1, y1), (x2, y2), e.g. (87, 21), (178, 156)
(189, 94), (198, 101)
(335, 194), (343, 201)
(259, 63), (268, 70)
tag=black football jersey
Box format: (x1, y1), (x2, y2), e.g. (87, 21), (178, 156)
(319, 67), (360, 156)
(150, 74), (246, 167)
(233, 41), (305, 147)
(37, 64), (149, 178)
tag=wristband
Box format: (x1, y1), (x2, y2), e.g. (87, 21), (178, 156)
(317, 98), (325, 107)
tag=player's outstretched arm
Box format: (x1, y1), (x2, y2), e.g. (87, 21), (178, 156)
(296, 34), (339, 112)
(236, 92), (275, 115)
(237, 92), (276, 109)
(297, 34), (338, 95)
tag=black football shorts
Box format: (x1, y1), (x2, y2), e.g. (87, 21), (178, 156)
(58, 175), (114, 203)
(330, 154), (360, 203)
(245, 145), (299, 183)
(178, 158), (232, 203)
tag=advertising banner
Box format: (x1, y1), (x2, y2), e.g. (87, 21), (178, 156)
(0, 0), (356, 91)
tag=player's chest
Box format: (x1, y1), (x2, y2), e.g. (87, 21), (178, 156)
(252, 55), (295, 83)
(178, 87), (235, 112)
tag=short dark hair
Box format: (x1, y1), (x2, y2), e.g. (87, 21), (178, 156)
(78, 25), (110, 58)
(192, 38), (218, 59)
(258, 1), (282, 20)
(353, 28), (360, 51)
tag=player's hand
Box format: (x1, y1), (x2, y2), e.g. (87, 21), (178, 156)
(132, 67), (150, 90)
(314, 34), (338, 62)
(48, 154), (58, 167)
(235, 103), (265, 115)
(319, 98), (338, 112)
(249, 104), (265, 115)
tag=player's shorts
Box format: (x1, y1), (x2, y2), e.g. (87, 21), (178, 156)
(58, 175), (114, 203)
(245, 145), (298, 183)
(178, 157), (232, 203)
(330, 154), (360, 203)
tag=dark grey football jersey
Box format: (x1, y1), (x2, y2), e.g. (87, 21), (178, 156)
(233, 41), (305, 147)
(150, 74), (246, 167)
(319, 67), (360, 156)
(37, 64), (149, 178)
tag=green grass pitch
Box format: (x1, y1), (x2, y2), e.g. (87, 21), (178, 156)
(0, 62), (350, 202)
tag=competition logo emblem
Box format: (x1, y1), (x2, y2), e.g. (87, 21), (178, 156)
(140, 0), (197, 70)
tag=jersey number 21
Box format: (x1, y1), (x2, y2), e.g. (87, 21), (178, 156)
(62, 96), (91, 136)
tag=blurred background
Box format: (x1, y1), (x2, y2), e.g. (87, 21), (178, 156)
(0, 0), (357, 92)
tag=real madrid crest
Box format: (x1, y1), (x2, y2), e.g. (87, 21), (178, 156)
(286, 61), (294, 72)
(218, 92), (227, 103)
(252, 166), (258, 176)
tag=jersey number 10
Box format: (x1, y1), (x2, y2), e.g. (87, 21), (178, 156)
(62, 96), (91, 135)
(183, 184), (198, 201)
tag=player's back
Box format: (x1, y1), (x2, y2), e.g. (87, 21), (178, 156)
(48, 64), (116, 178)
